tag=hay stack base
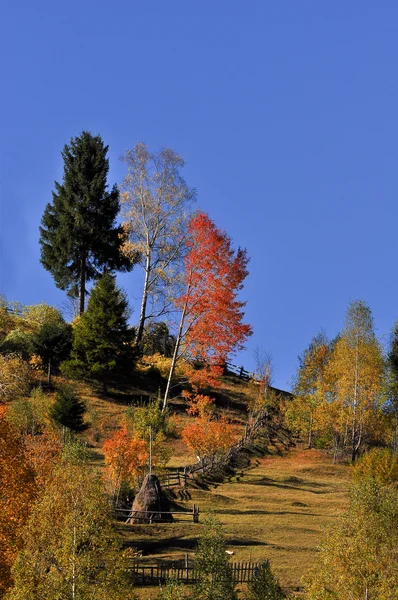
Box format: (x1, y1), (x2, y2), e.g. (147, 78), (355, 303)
(126, 474), (174, 524)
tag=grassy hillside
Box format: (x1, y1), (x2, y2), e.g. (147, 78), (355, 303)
(62, 366), (351, 598)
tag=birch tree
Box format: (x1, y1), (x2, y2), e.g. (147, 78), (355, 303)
(325, 301), (384, 461)
(119, 143), (196, 345)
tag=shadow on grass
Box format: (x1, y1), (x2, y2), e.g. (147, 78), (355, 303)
(242, 476), (329, 494)
(215, 509), (321, 517)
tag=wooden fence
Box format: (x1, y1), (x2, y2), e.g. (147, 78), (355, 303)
(157, 405), (270, 489)
(130, 556), (262, 586)
(116, 505), (200, 523)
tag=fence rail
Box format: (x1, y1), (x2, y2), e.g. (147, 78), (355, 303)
(130, 557), (261, 586)
(156, 405), (270, 491)
(116, 505), (200, 523)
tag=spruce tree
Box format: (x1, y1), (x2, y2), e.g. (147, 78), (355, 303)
(50, 385), (87, 432)
(39, 131), (132, 314)
(62, 272), (134, 393)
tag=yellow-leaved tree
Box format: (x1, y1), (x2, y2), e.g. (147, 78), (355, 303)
(285, 331), (331, 448)
(323, 300), (385, 462)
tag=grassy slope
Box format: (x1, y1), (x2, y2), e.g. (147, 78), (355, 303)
(69, 369), (350, 597)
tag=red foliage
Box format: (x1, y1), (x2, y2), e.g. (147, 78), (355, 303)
(177, 212), (252, 389)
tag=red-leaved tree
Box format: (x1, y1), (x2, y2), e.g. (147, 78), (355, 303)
(163, 212), (252, 409)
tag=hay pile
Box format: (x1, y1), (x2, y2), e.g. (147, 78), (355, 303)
(126, 474), (173, 524)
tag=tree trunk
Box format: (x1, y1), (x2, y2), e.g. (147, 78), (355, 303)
(78, 255), (86, 315)
(351, 337), (359, 462)
(47, 356), (52, 387)
(162, 282), (191, 412)
(135, 252), (151, 345)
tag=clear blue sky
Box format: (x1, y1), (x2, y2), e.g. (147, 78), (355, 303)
(1, 1), (397, 390)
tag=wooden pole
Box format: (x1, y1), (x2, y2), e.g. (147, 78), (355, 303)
(149, 425), (152, 475)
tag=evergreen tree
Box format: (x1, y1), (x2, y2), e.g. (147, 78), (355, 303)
(39, 131), (132, 315)
(49, 385), (87, 432)
(62, 272), (134, 393)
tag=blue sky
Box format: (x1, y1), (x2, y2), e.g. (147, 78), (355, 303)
(1, 1), (397, 390)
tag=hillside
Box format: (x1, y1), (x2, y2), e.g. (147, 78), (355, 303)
(68, 367), (351, 598)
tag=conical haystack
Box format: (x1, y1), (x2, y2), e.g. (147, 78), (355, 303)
(126, 474), (173, 524)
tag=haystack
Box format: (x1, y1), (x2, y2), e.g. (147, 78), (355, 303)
(126, 474), (173, 524)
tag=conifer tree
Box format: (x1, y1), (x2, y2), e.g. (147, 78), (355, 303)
(62, 272), (134, 393)
(39, 131), (132, 314)
(49, 385), (87, 432)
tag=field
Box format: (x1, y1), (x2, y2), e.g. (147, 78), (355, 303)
(119, 447), (351, 598)
(71, 371), (351, 597)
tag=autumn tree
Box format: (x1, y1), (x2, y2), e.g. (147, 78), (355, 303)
(246, 560), (285, 600)
(324, 301), (384, 461)
(39, 131), (132, 315)
(0, 354), (30, 403)
(7, 456), (132, 600)
(387, 321), (398, 450)
(163, 212), (252, 409)
(181, 393), (237, 465)
(285, 332), (331, 448)
(0, 407), (37, 595)
(119, 143), (196, 345)
(194, 515), (238, 600)
(304, 477), (398, 599)
(62, 272), (134, 393)
(103, 427), (149, 501)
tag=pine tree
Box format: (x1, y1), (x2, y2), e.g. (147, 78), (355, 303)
(49, 385), (87, 432)
(39, 131), (132, 314)
(62, 272), (134, 393)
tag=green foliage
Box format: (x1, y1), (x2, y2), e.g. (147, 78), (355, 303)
(39, 131), (131, 314)
(194, 516), (238, 600)
(125, 397), (176, 439)
(304, 478), (398, 599)
(246, 561), (285, 600)
(155, 577), (189, 600)
(6, 458), (134, 600)
(141, 321), (176, 357)
(33, 320), (73, 372)
(62, 272), (134, 391)
(124, 397), (176, 467)
(49, 385), (87, 432)
(0, 328), (35, 359)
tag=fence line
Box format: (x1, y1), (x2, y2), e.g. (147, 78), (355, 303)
(116, 505), (200, 523)
(158, 405), (270, 489)
(129, 557), (262, 586)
